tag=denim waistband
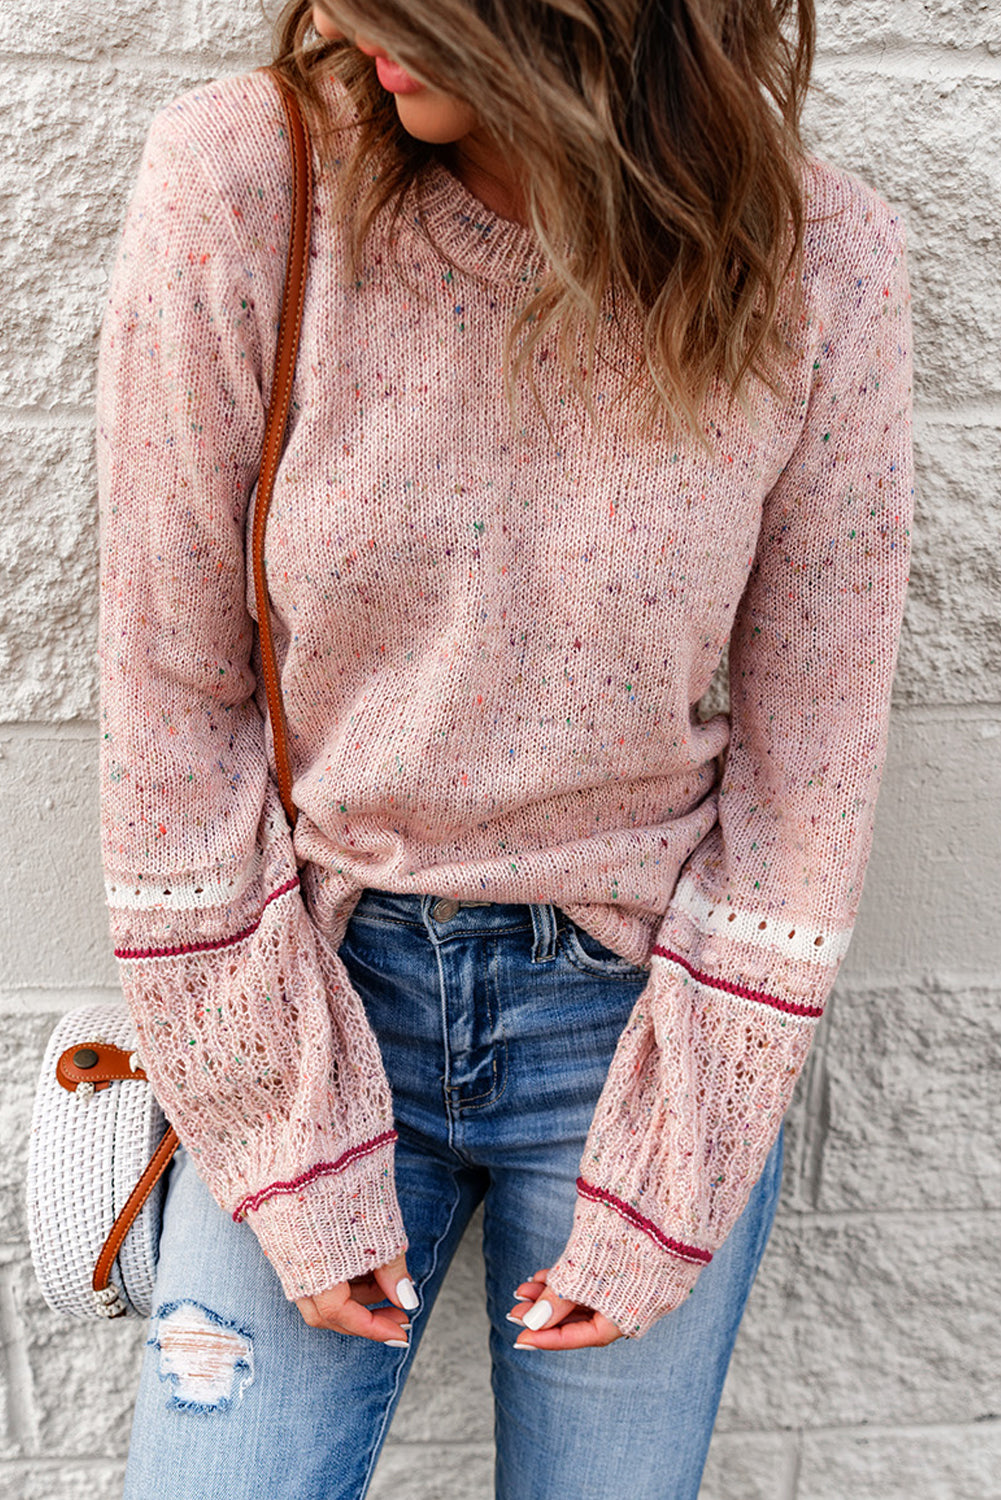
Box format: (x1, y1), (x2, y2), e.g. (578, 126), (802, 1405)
(350, 888), (562, 963)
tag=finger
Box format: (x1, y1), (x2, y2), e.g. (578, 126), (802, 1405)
(350, 1283), (395, 1306)
(538, 1305), (592, 1324)
(295, 1294), (322, 1328)
(372, 1252), (421, 1315)
(512, 1269), (550, 1301)
(514, 1310), (623, 1351)
(512, 1283), (579, 1336)
(346, 1272), (392, 1306)
(308, 1285), (410, 1342)
(508, 1301), (591, 1328)
(332, 1297), (412, 1342)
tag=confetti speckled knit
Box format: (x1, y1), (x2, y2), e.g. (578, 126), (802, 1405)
(97, 67), (913, 1338)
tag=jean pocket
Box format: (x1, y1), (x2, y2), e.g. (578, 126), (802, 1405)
(557, 917), (650, 979)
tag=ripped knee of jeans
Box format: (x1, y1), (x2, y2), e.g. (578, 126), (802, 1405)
(148, 1300), (255, 1414)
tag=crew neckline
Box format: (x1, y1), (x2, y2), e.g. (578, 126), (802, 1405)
(308, 67), (548, 285)
(409, 153), (549, 285)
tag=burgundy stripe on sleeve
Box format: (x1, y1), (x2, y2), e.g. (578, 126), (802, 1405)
(575, 1178), (713, 1265)
(232, 1130), (400, 1221)
(651, 945), (825, 1018)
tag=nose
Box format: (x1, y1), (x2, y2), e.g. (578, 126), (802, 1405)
(354, 35), (388, 60)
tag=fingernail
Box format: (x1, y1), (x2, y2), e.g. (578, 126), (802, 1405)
(397, 1277), (419, 1310)
(505, 1312), (522, 1324)
(514, 1340), (542, 1350)
(385, 1338), (409, 1348)
(521, 1298), (552, 1331)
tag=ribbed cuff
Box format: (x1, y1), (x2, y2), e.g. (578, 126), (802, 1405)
(545, 1195), (706, 1339)
(244, 1140), (408, 1299)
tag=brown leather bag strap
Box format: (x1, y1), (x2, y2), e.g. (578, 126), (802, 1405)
(92, 1126), (180, 1314)
(251, 68), (315, 829)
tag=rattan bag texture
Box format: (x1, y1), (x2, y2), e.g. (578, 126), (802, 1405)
(27, 1003), (167, 1319)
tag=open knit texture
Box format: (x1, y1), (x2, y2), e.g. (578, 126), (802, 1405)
(97, 67), (913, 1337)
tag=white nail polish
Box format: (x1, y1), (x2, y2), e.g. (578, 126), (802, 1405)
(505, 1312), (522, 1324)
(514, 1340), (542, 1350)
(397, 1277), (419, 1310)
(522, 1298), (552, 1331)
(385, 1338), (409, 1348)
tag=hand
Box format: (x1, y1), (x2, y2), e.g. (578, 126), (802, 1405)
(509, 1267), (624, 1350)
(294, 1250), (418, 1345)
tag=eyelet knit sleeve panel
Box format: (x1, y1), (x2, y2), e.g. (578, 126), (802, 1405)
(96, 79), (406, 1298)
(545, 187), (914, 1337)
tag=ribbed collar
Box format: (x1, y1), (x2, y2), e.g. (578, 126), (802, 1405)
(408, 153), (549, 286)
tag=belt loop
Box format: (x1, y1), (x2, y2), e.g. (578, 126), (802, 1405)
(419, 893), (437, 937)
(530, 902), (558, 963)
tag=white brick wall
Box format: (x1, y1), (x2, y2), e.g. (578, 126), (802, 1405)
(2, 1), (998, 1494)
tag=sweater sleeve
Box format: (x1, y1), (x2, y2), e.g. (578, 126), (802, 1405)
(545, 201), (914, 1337)
(97, 104), (406, 1299)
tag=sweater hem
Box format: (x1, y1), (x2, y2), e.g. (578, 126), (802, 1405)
(245, 1138), (407, 1299)
(546, 1196), (706, 1339)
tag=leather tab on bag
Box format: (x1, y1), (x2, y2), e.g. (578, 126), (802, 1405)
(56, 1042), (147, 1094)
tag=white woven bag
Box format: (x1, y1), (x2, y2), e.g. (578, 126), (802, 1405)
(26, 1003), (175, 1319)
(27, 1002), (176, 1320)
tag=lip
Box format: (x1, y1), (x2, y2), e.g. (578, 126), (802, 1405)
(374, 54), (426, 94)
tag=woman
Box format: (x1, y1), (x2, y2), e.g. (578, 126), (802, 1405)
(97, 0), (913, 1494)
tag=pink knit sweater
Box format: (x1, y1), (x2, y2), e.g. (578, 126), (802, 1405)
(96, 67), (913, 1338)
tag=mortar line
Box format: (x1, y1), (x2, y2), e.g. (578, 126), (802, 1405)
(0, 48), (268, 72)
(3, 701), (1000, 741)
(0, 407), (95, 426)
(813, 45), (1001, 80)
(0, 722), (99, 739)
(721, 1416), (1001, 1441)
(885, 701), (1001, 721)
(3, 401), (1000, 429)
(777, 1205), (1001, 1225)
(0, 1264), (41, 1455)
(0, 988), (123, 1016)
(830, 975), (1001, 997)
(1, 41), (997, 72)
(914, 404), (1001, 429)
(785, 1434), (802, 1500)
(0, 1458), (129, 1474)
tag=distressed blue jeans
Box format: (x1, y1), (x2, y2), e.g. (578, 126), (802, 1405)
(122, 890), (784, 1500)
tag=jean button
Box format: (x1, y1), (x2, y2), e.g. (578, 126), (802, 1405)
(432, 898), (460, 922)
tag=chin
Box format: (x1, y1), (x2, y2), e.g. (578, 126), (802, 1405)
(392, 92), (477, 145)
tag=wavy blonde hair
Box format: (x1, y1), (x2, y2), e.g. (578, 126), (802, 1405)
(270, 0), (815, 446)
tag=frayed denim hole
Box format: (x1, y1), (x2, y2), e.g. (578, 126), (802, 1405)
(147, 1299), (255, 1414)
